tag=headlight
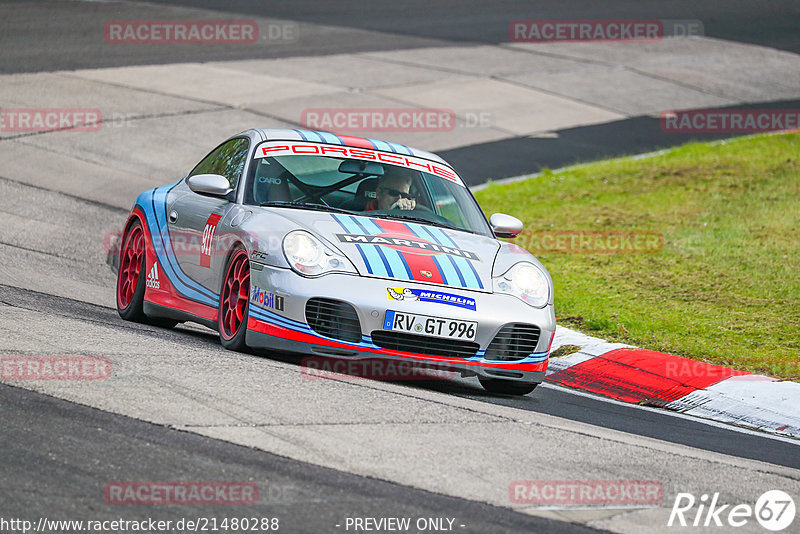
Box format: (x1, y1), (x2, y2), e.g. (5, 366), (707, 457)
(493, 262), (550, 308)
(282, 230), (355, 277)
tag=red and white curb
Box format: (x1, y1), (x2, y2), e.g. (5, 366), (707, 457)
(546, 326), (800, 440)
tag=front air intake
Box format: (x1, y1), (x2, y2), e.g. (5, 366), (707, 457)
(305, 298), (362, 343)
(484, 323), (541, 361)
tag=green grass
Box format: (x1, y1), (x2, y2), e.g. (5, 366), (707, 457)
(474, 133), (800, 380)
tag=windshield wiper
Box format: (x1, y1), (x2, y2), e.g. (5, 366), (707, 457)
(259, 201), (355, 215)
(381, 213), (475, 234)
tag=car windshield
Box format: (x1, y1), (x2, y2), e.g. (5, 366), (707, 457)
(244, 152), (493, 237)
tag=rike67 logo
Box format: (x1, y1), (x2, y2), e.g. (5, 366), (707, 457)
(669, 490), (795, 531)
(200, 214), (222, 268)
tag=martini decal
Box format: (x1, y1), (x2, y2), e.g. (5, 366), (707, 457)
(331, 214), (483, 289)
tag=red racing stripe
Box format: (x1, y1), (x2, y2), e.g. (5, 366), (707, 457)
(546, 348), (748, 404)
(373, 219), (445, 284)
(336, 134), (376, 149)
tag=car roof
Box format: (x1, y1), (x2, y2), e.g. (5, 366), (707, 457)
(249, 128), (451, 167)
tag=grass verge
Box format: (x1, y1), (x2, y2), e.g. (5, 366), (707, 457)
(474, 132), (800, 380)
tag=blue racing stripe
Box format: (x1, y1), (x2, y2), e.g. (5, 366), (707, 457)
(356, 217), (412, 280)
(406, 222), (438, 244)
(460, 257), (483, 289)
(140, 185), (218, 305)
(410, 223), (484, 289)
(332, 214), (375, 275)
(252, 298), (546, 362)
(443, 255), (467, 287)
(451, 256), (480, 288)
(373, 245), (395, 277)
(295, 129), (324, 142)
(371, 139), (396, 153)
(356, 216), (383, 235)
(348, 215), (373, 235)
(423, 226), (483, 289)
(389, 142), (411, 155)
(378, 245), (413, 280)
(249, 305), (376, 349)
(149, 186), (217, 302)
(329, 132), (346, 145)
(430, 254), (456, 286)
(394, 248), (414, 278)
(343, 216), (388, 276)
(358, 241), (388, 276)
(361, 137), (379, 149)
(248, 304), (309, 332)
(426, 226), (457, 247)
(354, 245), (374, 274)
(402, 223), (452, 284)
(317, 131), (341, 144)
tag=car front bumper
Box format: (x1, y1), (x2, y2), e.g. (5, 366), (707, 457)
(245, 264), (555, 383)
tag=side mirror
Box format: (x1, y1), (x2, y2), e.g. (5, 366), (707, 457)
(490, 213), (523, 239)
(187, 174), (233, 198)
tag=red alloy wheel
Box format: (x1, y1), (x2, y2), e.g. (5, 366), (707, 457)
(117, 223), (144, 310)
(220, 250), (250, 340)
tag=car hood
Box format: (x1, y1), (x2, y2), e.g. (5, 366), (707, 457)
(276, 210), (498, 293)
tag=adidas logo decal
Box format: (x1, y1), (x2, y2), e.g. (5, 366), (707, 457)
(146, 261), (160, 289)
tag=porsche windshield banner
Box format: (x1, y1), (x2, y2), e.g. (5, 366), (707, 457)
(254, 140), (464, 187)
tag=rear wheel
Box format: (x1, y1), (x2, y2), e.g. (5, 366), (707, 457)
(218, 247), (250, 351)
(117, 221), (147, 322)
(116, 219), (178, 328)
(479, 376), (537, 396)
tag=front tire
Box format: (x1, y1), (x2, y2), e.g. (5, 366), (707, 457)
(479, 376), (538, 396)
(218, 247), (250, 352)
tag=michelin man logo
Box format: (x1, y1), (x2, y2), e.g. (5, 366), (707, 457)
(387, 288), (420, 301)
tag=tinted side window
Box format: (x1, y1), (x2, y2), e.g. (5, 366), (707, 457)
(189, 138), (250, 189)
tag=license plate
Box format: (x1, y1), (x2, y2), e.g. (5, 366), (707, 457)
(383, 310), (477, 341)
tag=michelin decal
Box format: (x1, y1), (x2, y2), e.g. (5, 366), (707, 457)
(387, 287), (476, 311)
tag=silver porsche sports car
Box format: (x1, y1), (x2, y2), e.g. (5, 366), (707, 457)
(116, 129), (555, 395)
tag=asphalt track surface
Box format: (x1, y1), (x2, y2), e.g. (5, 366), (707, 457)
(0, 382), (600, 534)
(1, 280), (798, 531)
(3, 0), (800, 182)
(4, 0), (799, 74)
(2, 1), (800, 532)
